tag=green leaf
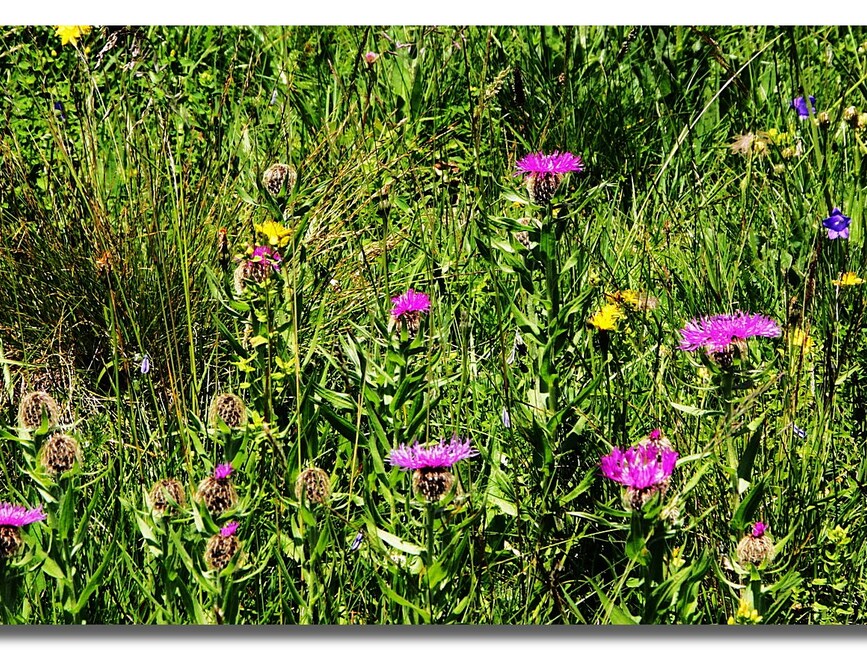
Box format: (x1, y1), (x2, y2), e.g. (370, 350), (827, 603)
(376, 528), (423, 556)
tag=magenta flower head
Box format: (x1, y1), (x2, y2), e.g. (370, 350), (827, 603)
(390, 437), (479, 502)
(600, 444), (678, 490)
(214, 463), (234, 481)
(390, 289), (431, 337)
(515, 150), (584, 204)
(790, 95), (816, 120)
(364, 51), (379, 65)
(823, 208), (851, 240)
(678, 311), (781, 368)
(389, 437), (479, 470)
(0, 503), (46, 528)
(250, 245), (282, 272)
(0, 503), (46, 558)
(751, 521), (768, 538)
(220, 521), (239, 537)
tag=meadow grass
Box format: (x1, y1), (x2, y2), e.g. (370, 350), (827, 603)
(0, 24), (866, 624)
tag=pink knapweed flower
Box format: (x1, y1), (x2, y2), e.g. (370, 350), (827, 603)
(364, 51), (379, 65)
(214, 463), (234, 480)
(515, 151), (584, 204)
(249, 245), (282, 272)
(389, 437), (479, 470)
(678, 312), (781, 354)
(751, 521), (768, 538)
(391, 289), (431, 319)
(600, 443), (678, 490)
(0, 503), (46, 528)
(220, 521), (239, 537)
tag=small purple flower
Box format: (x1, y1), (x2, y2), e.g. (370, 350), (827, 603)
(648, 428), (662, 441)
(600, 444), (678, 490)
(823, 208), (851, 240)
(0, 503), (46, 528)
(790, 95), (816, 120)
(793, 424), (806, 439)
(515, 151), (584, 176)
(249, 245), (282, 272)
(751, 521), (768, 538)
(139, 354), (151, 375)
(678, 312), (782, 354)
(364, 51), (379, 65)
(350, 530), (364, 552)
(389, 437), (479, 470)
(214, 463), (234, 481)
(220, 521), (239, 537)
(391, 289), (431, 320)
(501, 406), (511, 429)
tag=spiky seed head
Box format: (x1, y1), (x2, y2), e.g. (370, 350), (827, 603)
(411, 467), (455, 502)
(295, 467), (331, 505)
(204, 531), (241, 571)
(262, 163), (297, 196)
(524, 172), (562, 205)
(208, 393), (247, 429)
(17, 391), (60, 430)
(149, 478), (186, 516)
(0, 526), (22, 559)
(843, 105), (860, 128)
(736, 531), (776, 567)
(39, 432), (81, 476)
(196, 476), (238, 516)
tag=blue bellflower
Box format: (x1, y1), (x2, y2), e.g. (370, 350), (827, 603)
(822, 208), (851, 240)
(790, 95), (816, 120)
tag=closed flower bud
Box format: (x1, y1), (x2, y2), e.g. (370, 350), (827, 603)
(18, 391), (60, 430)
(295, 467), (331, 505)
(39, 432), (81, 476)
(208, 393), (247, 429)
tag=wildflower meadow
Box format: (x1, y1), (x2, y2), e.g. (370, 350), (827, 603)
(1, 24), (867, 625)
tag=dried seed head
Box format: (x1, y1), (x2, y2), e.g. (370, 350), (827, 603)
(39, 432), (81, 476)
(0, 526), (23, 559)
(858, 113), (867, 130)
(843, 105), (860, 128)
(524, 172), (562, 205)
(196, 476), (238, 516)
(204, 531), (241, 571)
(208, 393), (247, 429)
(17, 391), (60, 430)
(262, 163), (297, 196)
(736, 529), (776, 567)
(149, 478), (186, 516)
(411, 467), (455, 502)
(816, 111), (831, 129)
(294, 467), (331, 505)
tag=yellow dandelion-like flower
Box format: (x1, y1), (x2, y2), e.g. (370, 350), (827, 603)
(255, 220), (292, 248)
(787, 327), (813, 354)
(607, 289), (640, 307)
(832, 271), (865, 287)
(588, 303), (623, 331)
(55, 26), (92, 47)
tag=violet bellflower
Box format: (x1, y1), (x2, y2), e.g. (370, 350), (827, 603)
(822, 208), (851, 240)
(790, 95), (816, 120)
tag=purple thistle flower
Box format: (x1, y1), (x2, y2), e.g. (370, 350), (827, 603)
(790, 95), (816, 120)
(391, 289), (431, 319)
(214, 463), (234, 481)
(678, 312), (782, 354)
(751, 521), (768, 538)
(0, 503), (46, 528)
(389, 437), (479, 470)
(220, 521), (239, 537)
(515, 151), (584, 176)
(600, 443), (678, 490)
(823, 208), (851, 240)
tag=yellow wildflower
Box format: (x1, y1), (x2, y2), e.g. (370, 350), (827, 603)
(588, 303), (623, 331)
(787, 328), (813, 354)
(255, 220), (292, 247)
(55, 26), (92, 47)
(728, 596), (762, 625)
(832, 271), (865, 287)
